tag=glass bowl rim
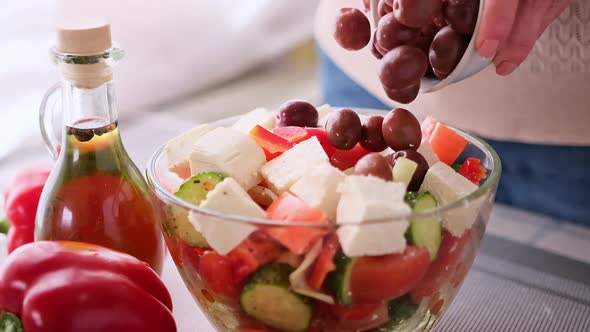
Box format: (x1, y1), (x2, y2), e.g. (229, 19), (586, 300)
(146, 109), (502, 228)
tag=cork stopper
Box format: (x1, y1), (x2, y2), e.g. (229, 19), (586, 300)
(55, 22), (114, 89)
(57, 22), (112, 55)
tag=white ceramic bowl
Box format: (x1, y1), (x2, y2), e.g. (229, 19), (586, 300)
(370, 0), (492, 93)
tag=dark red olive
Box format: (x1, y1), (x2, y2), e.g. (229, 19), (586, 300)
(429, 26), (467, 77)
(444, 0), (479, 35)
(432, 0), (446, 28)
(393, 0), (434, 28)
(409, 23), (439, 53)
(379, 45), (429, 90)
(325, 108), (362, 150)
(375, 13), (420, 53)
(360, 116), (388, 152)
(381, 108), (422, 150)
(384, 82), (420, 104)
(355, 153), (393, 181)
(276, 100), (319, 127)
(390, 149), (429, 190)
(334, 8), (372, 51)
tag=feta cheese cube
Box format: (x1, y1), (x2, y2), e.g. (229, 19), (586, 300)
(260, 137), (330, 194)
(231, 107), (276, 134)
(419, 162), (480, 236)
(290, 164), (346, 221)
(189, 178), (263, 255)
(337, 221), (409, 257)
(165, 124), (212, 179)
(417, 140), (439, 167)
(189, 127), (265, 190)
(337, 176), (410, 224)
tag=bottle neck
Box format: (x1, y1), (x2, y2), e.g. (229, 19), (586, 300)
(61, 80), (118, 128)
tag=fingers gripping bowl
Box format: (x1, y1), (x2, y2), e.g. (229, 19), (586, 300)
(146, 105), (501, 332)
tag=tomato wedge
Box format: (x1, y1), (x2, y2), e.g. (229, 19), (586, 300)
(410, 230), (472, 302)
(250, 125), (294, 160)
(199, 251), (241, 298)
(350, 246), (431, 304)
(329, 143), (371, 171)
(272, 126), (312, 144)
(307, 234), (340, 289)
(265, 193), (330, 255)
(228, 231), (282, 283)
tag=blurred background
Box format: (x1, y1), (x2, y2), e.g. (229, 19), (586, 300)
(0, 0), (322, 163)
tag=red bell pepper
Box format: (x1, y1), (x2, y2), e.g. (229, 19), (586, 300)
(329, 144), (371, 171)
(3, 164), (52, 253)
(0, 241), (176, 332)
(250, 125), (294, 160)
(307, 234), (339, 289)
(272, 126), (311, 144)
(458, 157), (488, 185)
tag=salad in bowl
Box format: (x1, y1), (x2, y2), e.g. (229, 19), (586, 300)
(146, 102), (500, 332)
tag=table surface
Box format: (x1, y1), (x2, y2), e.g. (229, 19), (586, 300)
(1, 55), (589, 331)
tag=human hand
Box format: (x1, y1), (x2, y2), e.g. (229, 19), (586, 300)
(475, 0), (574, 76)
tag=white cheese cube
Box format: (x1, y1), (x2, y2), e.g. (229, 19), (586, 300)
(417, 140), (439, 167)
(231, 107), (276, 134)
(337, 221), (409, 257)
(337, 175), (410, 224)
(290, 164), (346, 221)
(189, 178), (263, 255)
(419, 162), (480, 236)
(260, 137), (330, 194)
(165, 124), (212, 179)
(316, 104), (333, 127)
(189, 127), (265, 190)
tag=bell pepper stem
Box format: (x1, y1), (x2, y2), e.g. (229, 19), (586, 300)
(0, 312), (24, 332)
(0, 218), (9, 235)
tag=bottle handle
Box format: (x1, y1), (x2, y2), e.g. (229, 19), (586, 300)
(39, 82), (62, 160)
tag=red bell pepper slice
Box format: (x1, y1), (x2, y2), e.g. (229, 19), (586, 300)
(272, 126), (312, 144)
(3, 163), (52, 253)
(458, 157), (488, 185)
(199, 251), (242, 298)
(304, 128), (337, 158)
(329, 144), (371, 171)
(307, 234), (340, 289)
(250, 125), (294, 160)
(265, 193), (330, 255)
(0, 241), (175, 332)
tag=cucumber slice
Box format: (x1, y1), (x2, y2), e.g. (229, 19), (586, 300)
(405, 192), (441, 261)
(240, 264), (312, 332)
(370, 296), (418, 332)
(392, 157), (418, 188)
(327, 251), (357, 305)
(164, 172), (226, 248)
(0, 312), (24, 332)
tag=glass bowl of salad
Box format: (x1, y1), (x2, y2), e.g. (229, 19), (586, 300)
(146, 105), (501, 332)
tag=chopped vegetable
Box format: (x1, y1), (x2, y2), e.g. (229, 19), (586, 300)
(250, 125), (295, 160)
(265, 193), (330, 255)
(241, 264), (313, 332)
(458, 157), (488, 185)
(429, 123), (468, 165)
(307, 234), (340, 290)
